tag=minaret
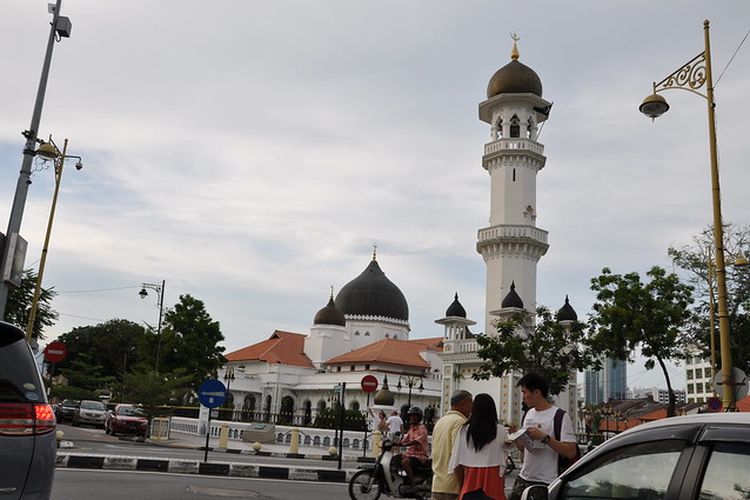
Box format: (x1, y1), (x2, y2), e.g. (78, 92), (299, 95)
(477, 35), (551, 334)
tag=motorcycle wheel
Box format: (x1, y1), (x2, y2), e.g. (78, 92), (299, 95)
(348, 469), (382, 500)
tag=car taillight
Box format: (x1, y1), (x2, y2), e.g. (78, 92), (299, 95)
(0, 403), (56, 436)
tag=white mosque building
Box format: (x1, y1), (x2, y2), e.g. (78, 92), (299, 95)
(221, 38), (579, 428)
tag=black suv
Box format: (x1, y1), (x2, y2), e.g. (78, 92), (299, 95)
(0, 322), (56, 499)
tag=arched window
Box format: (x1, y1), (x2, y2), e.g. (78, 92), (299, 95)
(279, 396), (295, 425)
(349, 400), (360, 412)
(497, 118), (503, 138)
(510, 115), (520, 138)
(354, 331), (360, 336)
(264, 395), (272, 422)
(364, 331), (370, 336)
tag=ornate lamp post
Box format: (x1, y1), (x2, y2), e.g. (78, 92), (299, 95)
(139, 280), (165, 373)
(223, 366), (235, 415)
(639, 20), (736, 411)
(396, 374), (424, 408)
(24, 136), (82, 341)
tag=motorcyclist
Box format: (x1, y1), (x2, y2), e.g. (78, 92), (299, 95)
(396, 406), (429, 491)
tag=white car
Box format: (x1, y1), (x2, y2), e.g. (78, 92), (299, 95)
(521, 412), (750, 500)
(72, 399), (107, 428)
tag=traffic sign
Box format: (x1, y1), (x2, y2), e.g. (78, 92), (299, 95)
(198, 379), (227, 408)
(43, 341), (67, 363)
(706, 396), (722, 412)
(361, 375), (378, 393)
(712, 367), (749, 401)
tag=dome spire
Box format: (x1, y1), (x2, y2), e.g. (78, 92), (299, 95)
(372, 243), (378, 261)
(511, 33), (520, 60)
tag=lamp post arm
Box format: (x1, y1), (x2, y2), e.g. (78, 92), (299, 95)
(154, 279), (165, 373)
(25, 138), (68, 341)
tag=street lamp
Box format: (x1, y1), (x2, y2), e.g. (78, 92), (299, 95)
(639, 20), (737, 411)
(395, 374), (424, 408)
(0, 0), (72, 319)
(25, 136), (82, 342)
(139, 280), (165, 373)
(223, 366), (235, 411)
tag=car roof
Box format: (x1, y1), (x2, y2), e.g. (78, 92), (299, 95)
(619, 412), (750, 435)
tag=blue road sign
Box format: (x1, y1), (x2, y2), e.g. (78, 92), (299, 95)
(198, 379), (227, 408)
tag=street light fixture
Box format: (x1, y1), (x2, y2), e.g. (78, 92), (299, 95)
(395, 373), (424, 408)
(223, 366), (235, 411)
(139, 280), (165, 373)
(0, 0), (73, 319)
(24, 136), (82, 341)
(639, 20), (737, 411)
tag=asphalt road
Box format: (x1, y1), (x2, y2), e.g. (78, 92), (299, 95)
(53, 469), (350, 500)
(58, 424), (347, 469)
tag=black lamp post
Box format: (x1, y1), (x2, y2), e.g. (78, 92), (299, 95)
(138, 280), (165, 373)
(224, 366), (235, 412)
(396, 374), (424, 408)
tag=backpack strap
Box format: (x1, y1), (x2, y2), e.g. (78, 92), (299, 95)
(553, 408), (565, 441)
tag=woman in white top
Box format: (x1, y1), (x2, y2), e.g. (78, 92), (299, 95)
(449, 393), (509, 500)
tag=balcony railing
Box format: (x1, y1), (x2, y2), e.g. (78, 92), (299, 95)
(477, 225), (548, 245)
(484, 138), (544, 156)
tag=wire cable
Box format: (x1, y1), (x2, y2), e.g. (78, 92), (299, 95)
(57, 285), (140, 294)
(715, 27), (750, 86)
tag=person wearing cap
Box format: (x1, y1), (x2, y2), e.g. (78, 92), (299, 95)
(398, 406), (429, 490)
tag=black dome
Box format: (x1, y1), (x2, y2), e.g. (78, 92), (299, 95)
(335, 258), (409, 321)
(445, 292), (467, 318)
(557, 295), (578, 322)
(487, 59), (543, 98)
(501, 281), (524, 309)
(313, 295), (346, 327)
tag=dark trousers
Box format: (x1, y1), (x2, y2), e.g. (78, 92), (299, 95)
(508, 476), (548, 500)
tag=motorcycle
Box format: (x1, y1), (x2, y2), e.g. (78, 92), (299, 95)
(348, 436), (433, 500)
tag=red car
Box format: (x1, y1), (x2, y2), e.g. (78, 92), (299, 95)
(105, 404), (148, 437)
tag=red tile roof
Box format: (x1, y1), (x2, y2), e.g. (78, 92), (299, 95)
(324, 338), (436, 368)
(409, 337), (444, 351)
(225, 330), (314, 368)
(738, 395), (750, 412)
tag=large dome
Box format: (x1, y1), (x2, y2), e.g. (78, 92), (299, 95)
(486, 40), (543, 98)
(335, 258), (409, 322)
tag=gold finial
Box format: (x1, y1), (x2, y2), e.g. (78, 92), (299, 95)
(511, 33), (520, 60)
(330, 285), (334, 300)
(372, 243), (378, 261)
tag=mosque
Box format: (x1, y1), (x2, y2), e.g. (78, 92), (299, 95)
(220, 38), (578, 426)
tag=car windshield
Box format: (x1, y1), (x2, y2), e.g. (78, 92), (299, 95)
(62, 399), (79, 407)
(80, 400), (105, 410)
(0, 331), (45, 403)
(119, 406), (145, 416)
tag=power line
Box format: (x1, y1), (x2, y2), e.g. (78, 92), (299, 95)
(58, 285), (140, 294)
(58, 312), (108, 322)
(715, 26), (750, 86)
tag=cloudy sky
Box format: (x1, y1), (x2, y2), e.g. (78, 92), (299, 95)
(2, 1), (749, 391)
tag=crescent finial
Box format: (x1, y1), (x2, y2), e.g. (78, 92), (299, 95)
(510, 33), (520, 60)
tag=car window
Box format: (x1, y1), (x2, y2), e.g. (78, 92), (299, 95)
(699, 442), (750, 500)
(80, 400), (105, 410)
(561, 440), (686, 500)
(119, 406), (145, 416)
(0, 336), (45, 403)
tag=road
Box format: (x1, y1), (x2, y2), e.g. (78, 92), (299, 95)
(58, 424), (346, 469)
(53, 469), (349, 500)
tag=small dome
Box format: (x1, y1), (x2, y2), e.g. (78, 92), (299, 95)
(486, 39), (542, 98)
(335, 257), (409, 321)
(557, 295), (578, 322)
(373, 375), (395, 406)
(445, 292), (467, 318)
(313, 294), (346, 327)
(501, 281), (524, 309)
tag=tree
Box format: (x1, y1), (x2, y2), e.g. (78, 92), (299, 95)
(5, 268), (58, 340)
(157, 294), (225, 393)
(54, 352), (116, 399)
(473, 306), (598, 397)
(55, 319), (149, 384)
(668, 225), (750, 371)
(120, 365), (194, 418)
(589, 266), (694, 417)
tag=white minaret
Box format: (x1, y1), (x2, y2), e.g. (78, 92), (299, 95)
(477, 36), (551, 334)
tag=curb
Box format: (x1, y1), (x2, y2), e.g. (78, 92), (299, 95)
(148, 439), (376, 463)
(56, 453), (356, 483)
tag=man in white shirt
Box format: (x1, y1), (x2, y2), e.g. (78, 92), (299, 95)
(386, 410), (404, 439)
(509, 373), (578, 500)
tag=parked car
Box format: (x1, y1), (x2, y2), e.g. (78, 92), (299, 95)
(0, 321), (56, 499)
(521, 412), (750, 500)
(72, 399), (107, 428)
(55, 398), (79, 422)
(105, 404), (149, 437)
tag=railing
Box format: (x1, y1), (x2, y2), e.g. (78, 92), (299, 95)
(459, 341), (479, 353)
(484, 138), (544, 156)
(477, 225), (548, 244)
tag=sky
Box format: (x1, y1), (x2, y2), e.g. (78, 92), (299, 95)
(1, 1), (749, 392)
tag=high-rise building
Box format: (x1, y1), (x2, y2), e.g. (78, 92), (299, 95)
(685, 348), (714, 404)
(584, 358), (627, 405)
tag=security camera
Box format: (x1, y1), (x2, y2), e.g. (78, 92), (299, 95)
(75, 161), (83, 171)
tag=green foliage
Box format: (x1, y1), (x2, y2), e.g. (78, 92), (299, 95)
(5, 269), (58, 340)
(313, 406), (367, 431)
(49, 383), (97, 401)
(589, 266), (694, 416)
(474, 306), (598, 397)
(158, 294), (225, 393)
(120, 365), (194, 418)
(57, 352), (116, 396)
(668, 225), (750, 371)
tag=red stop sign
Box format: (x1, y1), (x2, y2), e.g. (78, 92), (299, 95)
(44, 341), (68, 364)
(361, 375), (378, 393)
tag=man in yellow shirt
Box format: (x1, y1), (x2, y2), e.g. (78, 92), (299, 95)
(431, 390), (473, 500)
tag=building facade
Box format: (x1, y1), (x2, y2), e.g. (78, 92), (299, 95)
(685, 350), (714, 403)
(628, 387), (686, 406)
(584, 358), (628, 405)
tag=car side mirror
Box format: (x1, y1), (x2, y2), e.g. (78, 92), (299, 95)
(520, 485), (549, 500)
